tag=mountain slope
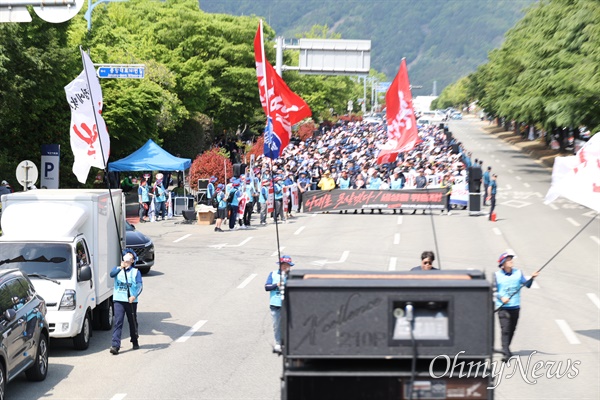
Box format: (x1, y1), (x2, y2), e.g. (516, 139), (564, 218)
(199, 0), (537, 95)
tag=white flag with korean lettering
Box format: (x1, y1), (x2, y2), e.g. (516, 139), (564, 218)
(64, 48), (110, 184)
(545, 134), (600, 212)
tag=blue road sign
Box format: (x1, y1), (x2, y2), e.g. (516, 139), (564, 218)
(377, 81), (392, 93)
(97, 65), (145, 79)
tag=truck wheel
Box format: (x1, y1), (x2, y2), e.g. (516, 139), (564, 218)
(99, 300), (114, 330)
(0, 362), (6, 400)
(73, 313), (91, 350)
(25, 333), (48, 381)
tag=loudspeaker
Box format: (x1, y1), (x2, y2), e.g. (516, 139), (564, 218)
(469, 193), (482, 213)
(198, 179), (209, 190)
(284, 269), (492, 358)
(182, 210), (197, 221)
(233, 163), (247, 178)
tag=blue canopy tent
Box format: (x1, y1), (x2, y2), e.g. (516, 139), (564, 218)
(108, 139), (191, 172)
(108, 139), (192, 194)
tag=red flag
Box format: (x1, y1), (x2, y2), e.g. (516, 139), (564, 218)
(377, 59), (419, 164)
(254, 21), (311, 159)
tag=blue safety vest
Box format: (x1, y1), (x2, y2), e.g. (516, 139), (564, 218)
(112, 267), (142, 303)
(494, 269), (526, 309)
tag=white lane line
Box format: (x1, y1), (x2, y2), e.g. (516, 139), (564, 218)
(548, 203), (559, 210)
(389, 257), (397, 271)
(515, 176), (522, 181)
(591, 236), (600, 245)
(271, 247), (285, 257)
(313, 251), (350, 266)
(237, 274), (257, 289)
(311, 213), (317, 217)
(526, 276), (540, 289)
(294, 226), (305, 235)
(176, 320), (208, 343)
(492, 227), (502, 236)
(110, 395), (127, 400)
(394, 233), (401, 245)
(587, 293), (600, 309)
(232, 237), (253, 247)
(397, 216), (403, 225)
(173, 234), (192, 243)
(523, 183), (530, 188)
(566, 218), (580, 227)
(505, 184), (512, 190)
(555, 320), (581, 344)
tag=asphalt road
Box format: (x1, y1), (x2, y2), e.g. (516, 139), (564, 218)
(7, 118), (599, 400)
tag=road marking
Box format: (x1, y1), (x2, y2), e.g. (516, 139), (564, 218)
(173, 234), (192, 243)
(110, 395), (127, 400)
(176, 320), (208, 343)
(555, 320), (581, 344)
(313, 251), (350, 266)
(548, 203), (559, 210)
(388, 257), (397, 271)
(492, 227), (502, 236)
(237, 274), (257, 289)
(397, 216), (403, 225)
(566, 218), (580, 227)
(209, 237), (253, 249)
(505, 184), (512, 190)
(311, 213), (317, 217)
(271, 247), (285, 257)
(587, 293), (600, 309)
(526, 276), (540, 289)
(523, 183), (530, 188)
(591, 236), (600, 245)
(394, 233), (401, 245)
(515, 176), (522, 181)
(294, 226), (305, 235)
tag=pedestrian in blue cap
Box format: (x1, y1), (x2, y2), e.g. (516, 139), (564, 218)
(109, 249), (143, 355)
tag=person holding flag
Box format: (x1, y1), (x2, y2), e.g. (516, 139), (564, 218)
(265, 255), (294, 353)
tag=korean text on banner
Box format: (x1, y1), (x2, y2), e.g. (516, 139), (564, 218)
(64, 49), (110, 184)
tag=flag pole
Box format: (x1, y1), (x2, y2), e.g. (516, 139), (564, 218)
(79, 46), (108, 170)
(79, 46), (123, 254)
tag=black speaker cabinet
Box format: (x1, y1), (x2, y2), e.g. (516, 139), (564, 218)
(283, 269), (492, 359)
(233, 163), (247, 178)
(198, 179), (209, 190)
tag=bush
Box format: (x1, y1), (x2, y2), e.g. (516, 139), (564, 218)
(188, 148), (232, 189)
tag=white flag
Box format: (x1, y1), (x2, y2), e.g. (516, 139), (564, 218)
(64, 49), (110, 184)
(545, 134), (600, 212)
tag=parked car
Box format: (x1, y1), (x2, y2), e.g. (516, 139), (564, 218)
(0, 269), (49, 398)
(125, 221), (154, 274)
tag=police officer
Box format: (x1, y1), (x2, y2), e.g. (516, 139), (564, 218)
(110, 249), (143, 355)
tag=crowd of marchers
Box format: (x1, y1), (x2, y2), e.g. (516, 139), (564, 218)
(200, 119), (496, 231)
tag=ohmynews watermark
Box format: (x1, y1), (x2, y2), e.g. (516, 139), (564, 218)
(429, 351), (581, 389)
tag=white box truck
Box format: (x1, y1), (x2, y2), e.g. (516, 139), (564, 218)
(0, 189), (125, 349)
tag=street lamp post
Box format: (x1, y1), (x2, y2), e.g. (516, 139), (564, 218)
(84, 0), (127, 32)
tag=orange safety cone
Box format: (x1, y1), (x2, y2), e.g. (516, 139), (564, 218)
(491, 212), (497, 222)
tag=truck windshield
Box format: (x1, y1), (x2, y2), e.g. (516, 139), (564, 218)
(0, 243), (73, 279)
